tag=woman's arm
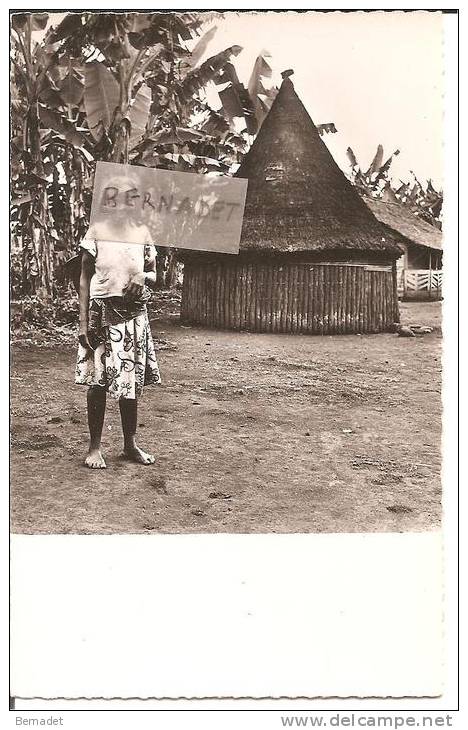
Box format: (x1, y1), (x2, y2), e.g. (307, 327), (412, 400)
(125, 248), (157, 297)
(78, 250), (95, 350)
(143, 252), (157, 290)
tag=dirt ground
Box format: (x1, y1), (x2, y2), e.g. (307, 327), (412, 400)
(10, 300), (442, 534)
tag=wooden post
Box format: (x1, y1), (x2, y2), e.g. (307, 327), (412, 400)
(308, 266), (316, 333)
(392, 259), (400, 323)
(428, 251), (433, 300)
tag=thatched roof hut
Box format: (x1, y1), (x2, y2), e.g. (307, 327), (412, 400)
(364, 197), (442, 255)
(364, 197), (443, 300)
(180, 74), (402, 334)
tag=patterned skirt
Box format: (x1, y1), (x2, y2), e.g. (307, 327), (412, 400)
(75, 308), (161, 399)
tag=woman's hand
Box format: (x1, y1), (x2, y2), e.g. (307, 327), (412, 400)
(78, 329), (94, 352)
(124, 272), (146, 299)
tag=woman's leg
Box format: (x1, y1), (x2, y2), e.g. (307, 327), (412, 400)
(85, 385), (107, 468)
(119, 397), (155, 465)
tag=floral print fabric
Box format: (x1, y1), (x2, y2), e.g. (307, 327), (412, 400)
(75, 309), (161, 399)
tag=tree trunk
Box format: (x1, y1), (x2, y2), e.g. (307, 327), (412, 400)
(166, 249), (179, 289)
(156, 246), (168, 289)
(111, 123), (129, 163)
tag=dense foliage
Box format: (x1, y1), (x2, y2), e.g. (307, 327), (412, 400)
(347, 144), (443, 230)
(10, 11), (275, 297)
(11, 11), (443, 305)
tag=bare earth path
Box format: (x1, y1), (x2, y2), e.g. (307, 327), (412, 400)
(11, 301), (442, 534)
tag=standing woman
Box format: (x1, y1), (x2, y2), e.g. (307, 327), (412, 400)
(75, 186), (161, 469)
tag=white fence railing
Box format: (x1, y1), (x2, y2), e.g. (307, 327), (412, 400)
(399, 269), (443, 299)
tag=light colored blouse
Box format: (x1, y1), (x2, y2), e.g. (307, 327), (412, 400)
(80, 223), (155, 299)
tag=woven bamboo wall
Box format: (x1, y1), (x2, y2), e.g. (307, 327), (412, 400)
(181, 261), (399, 334)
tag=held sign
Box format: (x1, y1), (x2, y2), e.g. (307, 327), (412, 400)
(89, 161), (248, 254)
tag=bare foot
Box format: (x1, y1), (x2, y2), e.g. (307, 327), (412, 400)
(85, 449), (106, 469)
(122, 446), (155, 465)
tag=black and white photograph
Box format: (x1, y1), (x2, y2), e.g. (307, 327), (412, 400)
(10, 9), (445, 535)
(8, 6), (459, 711)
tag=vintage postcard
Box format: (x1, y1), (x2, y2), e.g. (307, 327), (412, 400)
(8, 6), (459, 713)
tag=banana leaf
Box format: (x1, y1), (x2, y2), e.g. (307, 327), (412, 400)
(59, 70), (84, 107)
(11, 12), (49, 32)
(190, 25), (218, 67)
(127, 82), (152, 150)
(317, 122), (337, 136)
(49, 13), (82, 42)
(38, 106), (88, 148)
(346, 146), (358, 169)
(365, 144), (384, 178)
(84, 62), (120, 140)
(247, 50), (277, 129)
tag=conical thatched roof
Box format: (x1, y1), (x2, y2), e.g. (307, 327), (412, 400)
(235, 76), (401, 256)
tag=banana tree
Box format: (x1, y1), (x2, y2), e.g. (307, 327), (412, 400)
(13, 11), (345, 296)
(51, 12), (249, 287)
(11, 11), (98, 295)
(48, 12), (157, 165)
(51, 12), (241, 167)
(347, 144), (401, 197)
(347, 144), (443, 229)
(394, 174), (443, 229)
(11, 12), (57, 296)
